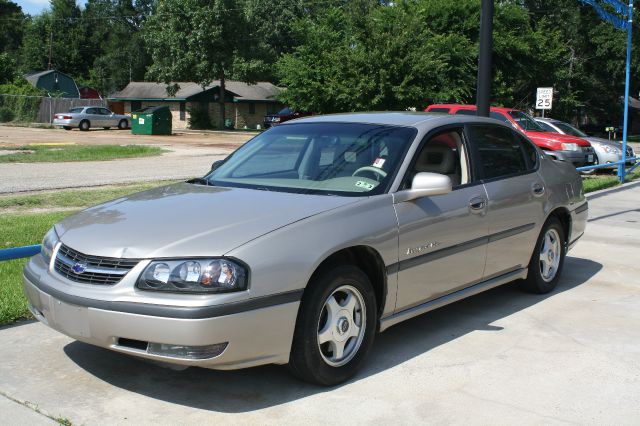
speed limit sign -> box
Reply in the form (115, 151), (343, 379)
(536, 87), (553, 110)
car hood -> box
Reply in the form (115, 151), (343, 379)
(55, 183), (360, 259)
(584, 136), (623, 149)
(526, 131), (591, 147)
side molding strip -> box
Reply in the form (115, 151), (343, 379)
(387, 223), (535, 273)
(378, 267), (527, 332)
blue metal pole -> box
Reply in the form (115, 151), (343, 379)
(620, 0), (633, 183)
(0, 245), (41, 262)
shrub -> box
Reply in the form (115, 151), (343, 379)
(0, 107), (15, 122)
(187, 105), (215, 129)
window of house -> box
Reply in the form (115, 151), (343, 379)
(248, 103), (256, 115)
(180, 102), (186, 121)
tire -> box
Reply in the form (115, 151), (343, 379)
(79, 120), (90, 131)
(520, 217), (566, 294)
(118, 119), (128, 130)
(63, 126), (72, 131)
(289, 265), (377, 386)
(103, 127), (110, 130)
(580, 154), (597, 175)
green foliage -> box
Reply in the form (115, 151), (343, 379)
(0, 79), (43, 122)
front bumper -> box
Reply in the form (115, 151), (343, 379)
(23, 255), (300, 370)
(552, 149), (595, 167)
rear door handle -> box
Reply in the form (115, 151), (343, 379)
(532, 183), (545, 196)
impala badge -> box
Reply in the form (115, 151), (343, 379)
(406, 242), (440, 256)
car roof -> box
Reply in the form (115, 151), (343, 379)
(284, 111), (502, 128)
(428, 104), (519, 114)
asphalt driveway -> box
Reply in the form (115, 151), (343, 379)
(0, 183), (639, 424)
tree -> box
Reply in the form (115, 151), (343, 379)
(144, 0), (266, 127)
(0, 0), (25, 54)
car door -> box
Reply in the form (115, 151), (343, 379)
(99, 108), (115, 126)
(85, 107), (102, 126)
(466, 124), (545, 279)
(393, 126), (489, 313)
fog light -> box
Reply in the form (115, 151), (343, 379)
(147, 342), (228, 359)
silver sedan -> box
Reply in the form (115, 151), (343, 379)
(535, 118), (636, 170)
(53, 106), (130, 131)
(24, 113), (587, 385)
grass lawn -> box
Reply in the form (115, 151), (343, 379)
(0, 144), (163, 163)
(582, 169), (640, 193)
(0, 181), (177, 326)
(0, 180), (177, 212)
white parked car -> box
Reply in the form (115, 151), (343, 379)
(53, 107), (130, 131)
(535, 118), (636, 170)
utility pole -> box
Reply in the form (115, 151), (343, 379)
(476, 0), (494, 118)
(47, 28), (53, 70)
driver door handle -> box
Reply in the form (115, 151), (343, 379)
(469, 197), (487, 212)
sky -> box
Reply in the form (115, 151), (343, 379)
(14, 0), (65, 16)
(15, 0), (50, 16)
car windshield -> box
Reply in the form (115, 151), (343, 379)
(553, 121), (588, 137)
(69, 107), (84, 113)
(277, 107), (293, 115)
(203, 122), (416, 196)
(508, 111), (546, 131)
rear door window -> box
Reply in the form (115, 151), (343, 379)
(468, 125), (529, 180)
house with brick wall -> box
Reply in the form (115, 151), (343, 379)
(107, 81), (283, 130)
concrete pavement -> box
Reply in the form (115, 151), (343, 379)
(0, 183), (639, 424)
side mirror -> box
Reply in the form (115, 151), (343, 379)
(211, 159), (225, 171)
(393, 172), (452, 203)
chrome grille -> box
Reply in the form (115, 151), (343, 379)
(581, 146), (595, 154)
(54, 244), (140, 285)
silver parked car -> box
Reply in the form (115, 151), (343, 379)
(53, 107), (130, 131)
(24, 113), (587, 385)
(535, 117), (636, 170)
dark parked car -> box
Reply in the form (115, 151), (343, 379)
(263, 107), (311, 128)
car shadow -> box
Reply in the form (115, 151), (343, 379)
(63, 256), (601, 413)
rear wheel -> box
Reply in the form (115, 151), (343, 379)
(520, 217), (566, 294)
(289, 265), (376, 386)
(63, 126), (72, 131)
(79, 120), (90, 131)
(118, 119), (128, 130)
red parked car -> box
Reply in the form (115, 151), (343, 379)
(263, 107), (312, 128)
(426, 104), (595, 167)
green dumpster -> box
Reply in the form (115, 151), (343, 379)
(131, 106), (172, 135)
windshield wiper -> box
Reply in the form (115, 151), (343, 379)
(187, 177), (213, 186)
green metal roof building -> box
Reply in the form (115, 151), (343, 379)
(24, 70), (80, 98)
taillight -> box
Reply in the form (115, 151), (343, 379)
(58, 115), (72, 119)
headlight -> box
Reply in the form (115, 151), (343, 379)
(41, 227), (59, 265)
(603, 146), (620, 154)
(561, 143), (579, 151)
(137, 258), (248, 293)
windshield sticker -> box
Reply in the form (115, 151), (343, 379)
(373, 157), (386, 168)
(355, 180), (375, 190)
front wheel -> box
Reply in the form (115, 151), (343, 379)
(118, 119), (128, 130)
(520, 217), (566, 294)
(79, 120), (90, 131)
(289, 265), (377, 386)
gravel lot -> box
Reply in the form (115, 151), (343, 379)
(0, 126), (254, 193)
